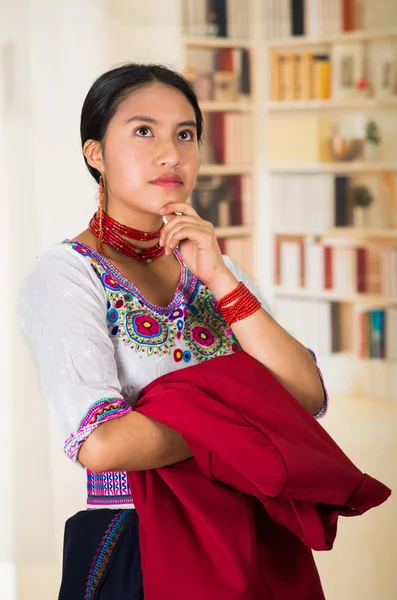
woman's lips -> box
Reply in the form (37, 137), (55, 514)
(151, 173), (183, 188)
(151, 180), (182, 188)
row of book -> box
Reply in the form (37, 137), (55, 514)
(191, 175), (251, 227)
(274, 298), (337, 356)
(271, 51), (331, 101)
(275, 297), (397, 361)
(270, 42), (397, 102)
(355, 307), (397, 360)
(271, 174), (383, 232)
(263, 0), (353, 40)
(187, 48), (251, 103)
(182, 0), (249, 39)
(201, 113), (252, 165)
(271, 174), (334, 232)
(275, 240), (397, 297)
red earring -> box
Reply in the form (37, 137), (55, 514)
(97, 176), (104, 254)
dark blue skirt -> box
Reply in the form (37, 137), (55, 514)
(58, 509), (143, 600)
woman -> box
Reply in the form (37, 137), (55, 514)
(19, 63), (327, 599)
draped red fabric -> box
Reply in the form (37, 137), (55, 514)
(128, 352), (391, 600)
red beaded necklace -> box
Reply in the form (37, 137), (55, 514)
(89, 211), (165, 263)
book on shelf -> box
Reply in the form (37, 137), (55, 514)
(183, 0), (250, 39)
(187, 48), (251, 102)
(263, 0), (349, 40)
(274, 297), (336, 356)
(271, 173), (335, 232)
(203, 112), (252, 165)
(191, 175), (248, 228)
(274, 237), (397, 299)
(270, 50), (331, 102)
(354, 306), (397, 360)
(267, 115), (332, 163)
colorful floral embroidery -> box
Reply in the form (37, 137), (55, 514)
(174, 349), (183, 362)
(121, 310), (174, 356)
(183, 350), (192, 363)
(169, 307), (185, 321)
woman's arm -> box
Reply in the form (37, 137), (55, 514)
(19, 247), (192, 474)
(209, 271), (325, 416)
(78, 411), (192, 473)
(159, 202), (326, 417)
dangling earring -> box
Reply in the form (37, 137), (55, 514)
(97, 176), (104, 254)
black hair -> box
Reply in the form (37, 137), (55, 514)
(80, 63), (204, 182)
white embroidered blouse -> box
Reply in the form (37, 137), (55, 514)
(19, 240), (327, 509)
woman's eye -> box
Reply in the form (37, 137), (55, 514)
(135, 126), (153, 137)
(178, 130), (194, 141)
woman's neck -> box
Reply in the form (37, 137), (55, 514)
(105, 204), (164, 249)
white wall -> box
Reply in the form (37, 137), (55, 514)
(2, 1), (184, 598)
(1, 0), (109, 598)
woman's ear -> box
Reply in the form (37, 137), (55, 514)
(83, 139), (104, 173)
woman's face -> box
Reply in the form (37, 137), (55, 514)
(90, 82), (200, 220)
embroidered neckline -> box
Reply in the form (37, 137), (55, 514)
(61, 239), (198, 313)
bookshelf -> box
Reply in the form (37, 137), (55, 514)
(180, 0), (397, 398)
(184, 36), (253, 50)
(200, 101), (252, 111)
(274, 227), (397, 240)
(264, 1), (397, 397)
(182, 2), (256, 277)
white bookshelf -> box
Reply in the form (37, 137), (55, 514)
(269, 162), (397, 174)
(273, 227), (397, 240)
(200, 101), (253, 112)
(183, 36), (253, 50)
(274, 287), (397, 307)
(215, 225), (253, 238)
(264, 28), (397, 49)
(199, 164), (254, 176)
(266, 98), (397, 111)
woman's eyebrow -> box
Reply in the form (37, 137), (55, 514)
(126, 115), (197, 128)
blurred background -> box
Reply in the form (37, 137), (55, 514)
(1, 0), (396, 598)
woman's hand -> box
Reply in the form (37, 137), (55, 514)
(159, 202), (235, 290)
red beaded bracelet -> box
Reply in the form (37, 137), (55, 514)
(215, 282), (261, 326)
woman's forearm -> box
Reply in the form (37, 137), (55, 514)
(78, 411), (192, 473)
(208, 272), (325, 415)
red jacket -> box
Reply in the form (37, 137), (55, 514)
(128, 352), (390, 600)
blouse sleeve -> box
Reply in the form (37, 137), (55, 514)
(19, 245), (132, 463)
(222, 255), (328, 419)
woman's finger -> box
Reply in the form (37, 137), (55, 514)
(160, 216), (205, 245)
(160, 202), (199, 219)
(166, 225), (215, 252)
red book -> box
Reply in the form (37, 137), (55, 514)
(356, 247), (367, 293)
(299, 240), (305, 288)
(324, 246), (333, 290)
(274, 238), (281, 285)
(229, 176), (242, 226)
(358, 310), (366, 358)
(211, 113), (225, 163)
(217, 49), (234, 71)
(343, 0), (355, 31)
